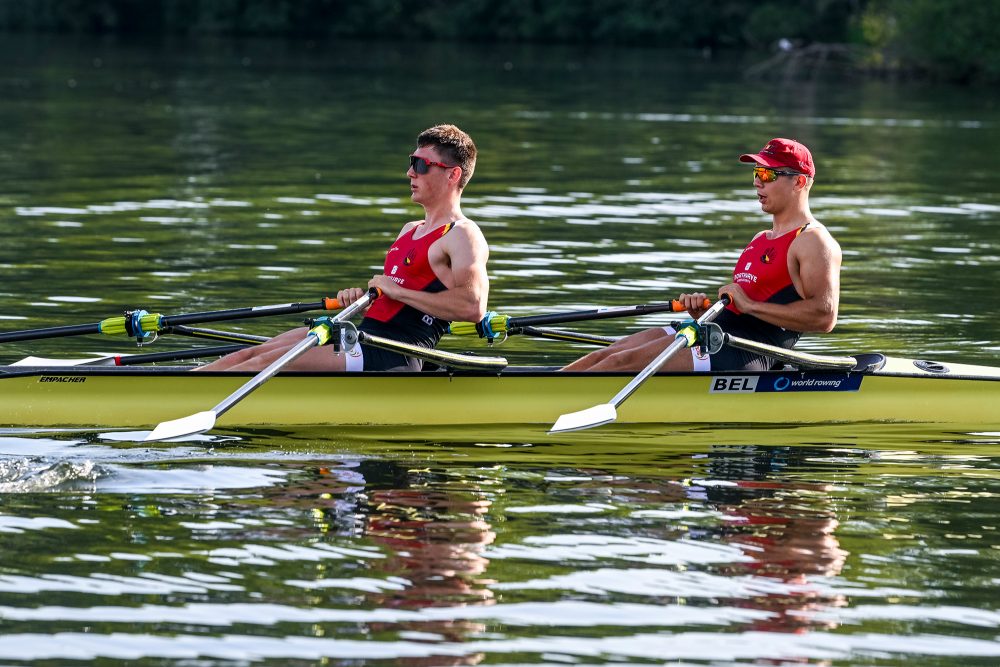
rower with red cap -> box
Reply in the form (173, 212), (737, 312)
(563, 137), (842, 372)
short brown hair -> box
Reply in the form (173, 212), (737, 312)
(417, 124), (476, 190)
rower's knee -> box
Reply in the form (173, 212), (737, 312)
(597, 342), (667, 371)
(603, 350), (646, 371)
(563, 346), (614, 371)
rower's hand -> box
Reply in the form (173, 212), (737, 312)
(336, 287), (367, 307)
(677, 292), (710, 318)
(368, 274), (398, 300)
(718, 283), (750, 314)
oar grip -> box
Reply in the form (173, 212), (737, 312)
(323, 287), (379, 313)
(670, 298), (713, 312)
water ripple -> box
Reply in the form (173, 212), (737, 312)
(0, 459), (102, 493)
(0, 629), (997, 662)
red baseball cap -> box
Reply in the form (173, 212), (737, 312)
(739, 138), (815, 178)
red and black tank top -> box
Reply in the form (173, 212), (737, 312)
(360, 222), (454, 348)
(729, 223), (808, 312)
(715, 223), (810, 349)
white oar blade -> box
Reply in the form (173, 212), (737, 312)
(10, 355), (117, 367)
(549, 403), (617, 434)
(145, 410), (217, 442)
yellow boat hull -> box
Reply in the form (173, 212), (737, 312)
(2, 355), (999, 430)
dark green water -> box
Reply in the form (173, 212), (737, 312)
(1, 35), (999, 665)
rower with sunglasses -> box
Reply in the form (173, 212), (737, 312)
(198, 124), (489, 373)
(563, 137), (842, 373)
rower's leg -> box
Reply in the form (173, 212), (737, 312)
(195, 327), (308, 371)
(585, 337), (696, 372)
(561, 328), (671, 371)
(218, 343), (349, 372)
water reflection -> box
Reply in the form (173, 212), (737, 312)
(0, 432), (999, 663)
(494, 445), (853, 656)
(364, 485), (495, 612)
(709, 473), (849, 637)
(361, 465), (495, 665)
(250, 458), (498, 646)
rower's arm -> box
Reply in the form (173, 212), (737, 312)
(728, 229), (841, 333)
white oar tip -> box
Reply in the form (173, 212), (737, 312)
(145, 410), (217, 442)
(549, 403), (617, 434)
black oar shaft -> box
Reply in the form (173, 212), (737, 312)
(0, 323), (101, 343)
(113, 345), (250, 365)
(506, 302), (685, 329)
(0, 298), (340, 345)
(514, 326), (619, 347)
(158, 299), (338, 328)
(162, 325), (269, 345)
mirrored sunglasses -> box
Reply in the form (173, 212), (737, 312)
(753, 166), (802, 183)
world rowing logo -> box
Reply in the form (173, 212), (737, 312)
(709, 373), (864, 394)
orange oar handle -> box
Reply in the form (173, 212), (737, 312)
(322, 287), (381, 311)
(670, 298), (713, 312)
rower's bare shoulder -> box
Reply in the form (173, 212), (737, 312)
(399, 220), (422, 235)
(797, 222), (841, 256)
(447, 219), (488, 250)
(388, 220), (421, 242)
(452, 217), (483, 235)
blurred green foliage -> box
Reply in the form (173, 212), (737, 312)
(1, 0), (998, 83)
(859, 0), (1000, 83)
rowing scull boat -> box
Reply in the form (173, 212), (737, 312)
(1, 353), (998, 431)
